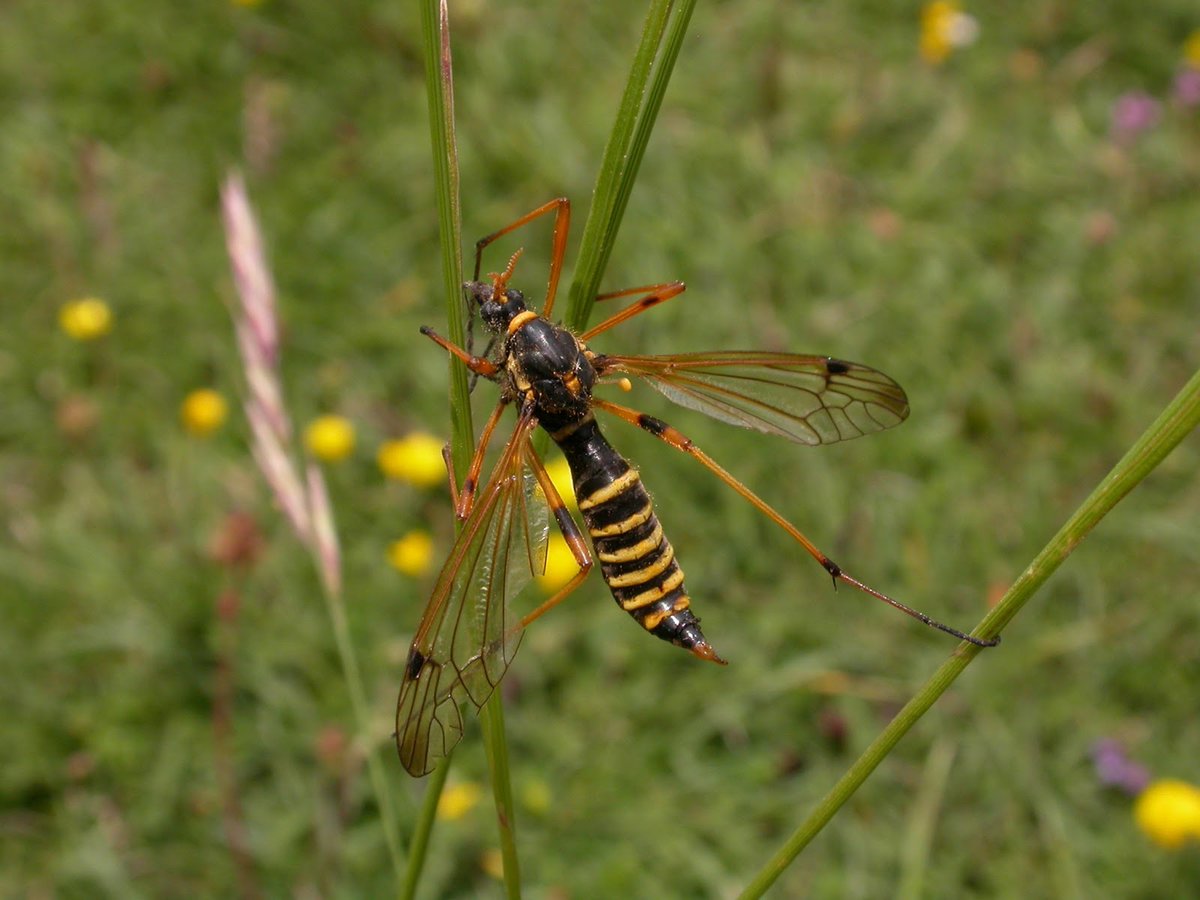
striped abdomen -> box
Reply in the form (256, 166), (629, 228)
(550, 414), (720, 660)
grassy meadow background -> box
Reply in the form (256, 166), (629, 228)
(4, 0), (1200, 896)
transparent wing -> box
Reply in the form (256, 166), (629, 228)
(596, 351), (909, 445)
(395, 409), (548, 776)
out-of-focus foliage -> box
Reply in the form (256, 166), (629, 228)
(2, 0), (1198, 895)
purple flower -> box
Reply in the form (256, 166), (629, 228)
(1175, 68), (1200, 108)
(1111, 91), (1162, 143)
(1093, 739), (1152, 796)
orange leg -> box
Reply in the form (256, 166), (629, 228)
(580, 281), (687, 341)
(472, 198), (571, 318)
(517, 437), (594, 628)
(423, 326), (508, 518)
(442, 399), (510, 520)
(420, 325), (501, 378)
(591, 397), (1000, 648)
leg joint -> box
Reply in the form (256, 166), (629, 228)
(637, 414), (668, 437)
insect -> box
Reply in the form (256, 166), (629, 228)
(396, 198), (998, 776)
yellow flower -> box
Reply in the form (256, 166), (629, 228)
(480, 848), (504, 880)
(304, 415), (356, 462)
(919, 1), (978, 66)
(1134, 779), (1200, 849)
(377, 432), (445, 487)
(181, 389), (229, 437)
(388, 530), (435, 577)
(1186, 29), (1200, 69)
(437, 781), (481, 821)
(58, 297), (113, 341)
(543, 455), (577, 507)
(536, 532), (582, 593)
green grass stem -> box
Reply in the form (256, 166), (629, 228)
(563, 0), (673, 332)
(583, 0), (699, 328)
(417, 1), (522, 895)
(419, 0), (471, 469)
(480, 696), (522, 899)
(408, 0), (479, 894)
(401, 757), (450, 900)
(318, 579), (406, 887)
(740, 365), (1200, 897)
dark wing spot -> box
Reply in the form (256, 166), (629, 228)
(405, 646), (426, 681)
(826, 358), (851, 375)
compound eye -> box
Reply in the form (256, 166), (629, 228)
(479, 299), (503, 325)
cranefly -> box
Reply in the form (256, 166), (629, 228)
(396, 198), (998, 777)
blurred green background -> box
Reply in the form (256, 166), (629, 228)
(3, 0), (1199, 896)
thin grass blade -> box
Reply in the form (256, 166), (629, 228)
(586, 0), (699, 332)
(480, 694), (521, 898)
(740, 365), (1200, 898)
(402, 758), (451, 900)
(414, 2), (521, 897)
(420, 0), (471, 473)
(563, 0), (673, 332)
